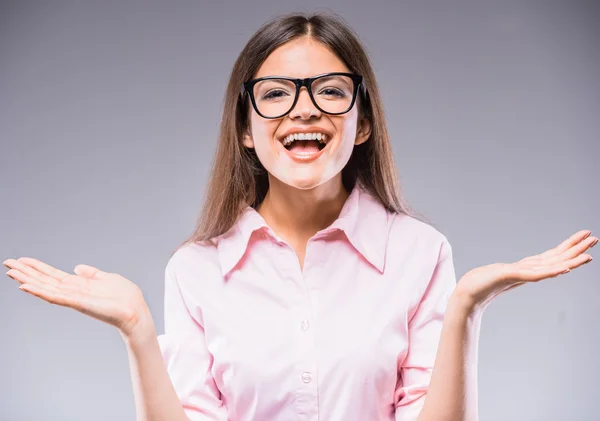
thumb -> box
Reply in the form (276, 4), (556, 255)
(74, 264), (109, 280)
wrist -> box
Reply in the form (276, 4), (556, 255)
(447, 289), (484, 322)
(119, 307), (157, 347)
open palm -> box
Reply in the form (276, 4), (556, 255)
(3, 258), (150, 336)
(456, 230), (597, 310)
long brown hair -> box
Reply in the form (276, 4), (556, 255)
(174, 11), (424, 255)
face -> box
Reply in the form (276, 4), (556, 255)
(242, 36), (371, 191)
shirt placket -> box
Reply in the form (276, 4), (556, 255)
(277, 240), (320, 421)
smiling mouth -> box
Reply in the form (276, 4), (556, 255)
(280, 132), (329, 151)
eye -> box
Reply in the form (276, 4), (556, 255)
(318, 87), (346, 98)
(262, 89), (290, 100)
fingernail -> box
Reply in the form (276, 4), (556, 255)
(585, 257), (593, 264)
(591, 239), (598, 248)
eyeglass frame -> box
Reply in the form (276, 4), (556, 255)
(241, 72), (364, 119)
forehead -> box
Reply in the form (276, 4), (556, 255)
(254, 36), (350, 79)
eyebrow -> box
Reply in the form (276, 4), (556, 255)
(252, 72), (353, 80)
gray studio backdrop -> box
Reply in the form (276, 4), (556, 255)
(1, 1), (598, 420)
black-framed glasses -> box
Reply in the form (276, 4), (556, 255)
(242, 72), (363, 119)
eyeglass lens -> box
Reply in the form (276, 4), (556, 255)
(253, 75), (355, 118)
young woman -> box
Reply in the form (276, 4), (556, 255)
(4, 12), (596, 421)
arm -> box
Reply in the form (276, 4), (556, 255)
(415, 229), (595, 421)
(394, 238), (460, 421)
(395, 237), (479, 421)
(153, 258), (229, 421)
(2, 257), (196, 421)
(121, 318), (192, 421)
(415, 294), (481, 421)
(122, 257), (229, 421)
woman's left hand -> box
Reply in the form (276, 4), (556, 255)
(455, 230), (597, 312)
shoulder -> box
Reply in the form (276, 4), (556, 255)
(165, 241), (224, 293)
(383, 212), (454, 280)
(388, 212), (451, 253)
(386, 214), (457, 306)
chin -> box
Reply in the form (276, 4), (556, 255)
(286, 179), (321, 190)
(284, 172), (339, 191)
(269, 166), (340, 191)
(272, 172), (319, 190)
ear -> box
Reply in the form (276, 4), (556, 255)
(355, 116), (372, 145)
(242, 127), (254, 148)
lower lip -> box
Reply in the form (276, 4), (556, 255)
(279, 139), (329, 163)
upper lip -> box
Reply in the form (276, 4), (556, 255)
(278, 127), (333, 142)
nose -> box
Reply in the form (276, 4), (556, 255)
(288, 87), (321, 120)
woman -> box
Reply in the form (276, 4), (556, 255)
(3, 12), (596, 421)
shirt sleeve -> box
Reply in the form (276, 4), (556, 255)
(394, 238), (457, 421)
(156, 259), (229, 421)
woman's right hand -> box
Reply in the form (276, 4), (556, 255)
(3, 257), (153, 338)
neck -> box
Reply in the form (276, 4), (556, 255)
(257, 175), (349, 243)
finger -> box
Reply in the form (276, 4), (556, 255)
(544, 236), (597, 266)
(517, 231), (591, 264)
(522, 253), (593, 282)
(18, 281), (81, 309)
(557, 253), (593, 272)
(539, 230), (592, 259)
(16, 257), (69, 283)
(4, 258), (62, 287)
(74, 264), (109, 280)
(7, 269), (61, 293)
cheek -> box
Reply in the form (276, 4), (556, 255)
(338, 114), (360, 149)
(250, 114), (278, 151)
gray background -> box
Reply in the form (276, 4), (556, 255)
(1, 1), (598, 420)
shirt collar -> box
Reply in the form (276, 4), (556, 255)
(216, 183), (391, 276)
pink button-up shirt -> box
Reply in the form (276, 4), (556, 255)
(157, 184), (457, 421)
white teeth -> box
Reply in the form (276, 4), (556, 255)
(281, 132), (328, 146)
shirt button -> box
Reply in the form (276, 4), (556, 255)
(301, 372), (312, 383)
(300, 320), (310, 331)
